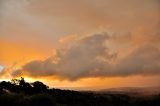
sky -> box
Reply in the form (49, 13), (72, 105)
(0, 0), (160, 90)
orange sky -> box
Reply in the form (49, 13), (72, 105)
(0, 0), (160, 90)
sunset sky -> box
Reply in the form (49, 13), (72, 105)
(0, 0), (160, 90)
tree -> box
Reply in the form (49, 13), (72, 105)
(18, 77), (32, 94)
(32, 81), (49, 93)
(11, 79), (20, 85)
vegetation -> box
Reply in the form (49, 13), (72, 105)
(0, 78), (160, 106)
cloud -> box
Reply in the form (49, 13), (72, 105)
(115, 46), (160, 76)
(0, 65), (4, 74)
(0, 0), (30, 17)
(12, 33), (114, 80)
(12, 32), (160, 80)
(2, 0), (159, 80)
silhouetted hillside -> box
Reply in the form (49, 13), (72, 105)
(0, 78), (160, 106)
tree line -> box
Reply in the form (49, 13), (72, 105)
(0, 78), (160, 106)
(0, 77), (48, 95)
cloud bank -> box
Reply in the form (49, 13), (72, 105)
(1, 0), (159, 80)
(12, 31), (160, 80)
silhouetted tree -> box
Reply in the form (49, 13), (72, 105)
(0, 81), (13, 93)
(32, 81), (49, 93)
(0, 78), (160, 106)
(18, 77), (32, 94)
(11, 79), (20, 85)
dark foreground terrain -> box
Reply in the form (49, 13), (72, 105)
(0, 78), (160, 106)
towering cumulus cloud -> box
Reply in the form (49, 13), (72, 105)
(12, 31), (160, 80)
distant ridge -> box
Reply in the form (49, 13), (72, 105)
(98, 86), (160, 96)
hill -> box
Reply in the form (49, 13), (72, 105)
(99, 86), (160, 96)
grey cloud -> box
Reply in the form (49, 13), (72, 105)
(115, 46), (160, 76)
(12, 32), (160, 80)
(12, 33), (115, 80)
